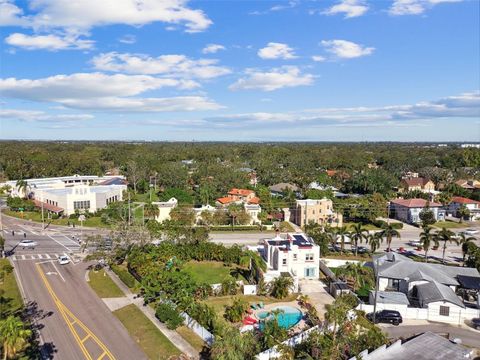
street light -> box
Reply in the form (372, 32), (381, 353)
(78, 214), (86, 244)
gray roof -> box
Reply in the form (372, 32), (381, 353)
(268, 183), (300, 193)
(415, 281), (465, 308)
(351, 331), (472, 360)
(370, 291), (410, 305)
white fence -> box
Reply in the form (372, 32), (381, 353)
(321, 258), (364, 268)
(357, 303), (480, 325)
(181, 312), (214, 346)
(255, 325), (321, 360)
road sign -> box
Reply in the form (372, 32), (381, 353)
(18, 208), (24, 211)
(78, 215), (86, 222)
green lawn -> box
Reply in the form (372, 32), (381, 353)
(113, 304), (180, 360)
(183, 261), (246, 285)
(343, 222), (380, 231)
(133, 190), (159, 202)
(176, 326), (205, 352)
(0, 259), (23, 316)
(88, 269), (125, 298)
(431, 220), (468, 229)
(4, 210), (110, 228)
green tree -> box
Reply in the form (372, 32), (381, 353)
(457, 204), (470, 223)
(419, 226), (438, 263)
(0, 237), (4, 258)
(270, 275), (293, 299)
(259, 311), (289, 350)
(419, 206), (436, 227)
(143, 201), (159, 219)
(0, 316), (32, 360)
(14, 180), (29, 199)
(379, 224), (400, 252)
(334, 226), (349, 252)
(349, 223), (368, 256)
(210, 325), (259, 360)
(459, 233), (476, 265)
(367, 232), (383, 253)
(224, 297), (248, 323)
(435, 227), (457, 264)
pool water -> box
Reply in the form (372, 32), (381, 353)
(258, 306), (302, 329)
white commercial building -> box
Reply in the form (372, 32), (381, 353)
(153, 198), (178, 223)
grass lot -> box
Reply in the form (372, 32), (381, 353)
(176, 326), (205, 352)
(431, 220), (468, 229)
(4, 210), (110, 228)
(205, 294), (298, 317)
(133, 190), (159, 202)
(113, 304), (180, 360)
(324, 253), (374, 261)
(183, 261), (247, 284)
(343, 222), (380, 231)
(88, 269), (124, 298)
(0, 259), (23, 315)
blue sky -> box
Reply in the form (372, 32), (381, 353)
(0, 0), (479, 141)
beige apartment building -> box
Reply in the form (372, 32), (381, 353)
(290, 198), (342, 227)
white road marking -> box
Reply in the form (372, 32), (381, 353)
(38, 254), (43, 259)
(50, 261), (66, 282)
(45, 254), (51, 259)
(21, 255), (25, 260)
(47, 234), (72, 251)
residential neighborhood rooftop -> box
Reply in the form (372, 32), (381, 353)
(390, 198), (442, 208)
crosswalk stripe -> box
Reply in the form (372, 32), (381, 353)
(45, 254), (51, 259)
(38, 254), (43, 259)
(21, 255), (25, 260)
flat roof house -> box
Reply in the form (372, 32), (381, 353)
(290, 198), (343, 227)
(390, 198), (444, 224)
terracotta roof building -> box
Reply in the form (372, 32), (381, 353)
(390, 198), (445, 224)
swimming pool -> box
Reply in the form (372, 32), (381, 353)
(258, 306), (303, 329)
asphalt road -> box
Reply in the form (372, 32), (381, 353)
(380, 322), (480, 349)
(2, 216), (146, 360)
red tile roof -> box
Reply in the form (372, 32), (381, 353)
(402, 177), (431, 187)
(228, 188), (254, 196)
(451, 196), (480, 205)
(33, 200), (64, 213)
(216, 197), (235, 204)
(248, 197), (260, 204)
(390, 198), (442, 208)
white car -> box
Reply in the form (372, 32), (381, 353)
(464, 229), (479, 236)
(18, 239), (38, 248)
(58, 255), (70, 265)
(408, 240), (421, 247)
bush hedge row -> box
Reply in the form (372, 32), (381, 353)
(111, 264), (137, 289)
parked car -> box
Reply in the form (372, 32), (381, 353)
(18, 239), (38, 248)
(471, 318), (480, 330)
(351, 245), (368, 254)
(408, 240), (421, 247)
(367, 310), (403, 326)
(58, 255), (70, 265)
(464, 229), (479, 236)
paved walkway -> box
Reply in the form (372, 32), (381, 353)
(298, 279), (334, 320)
(104, 268), (200, 359)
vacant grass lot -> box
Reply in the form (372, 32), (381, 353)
(183, 261), (246, 284)
(113, 304), (180, 360)
(343, 222), (381, 231)
(432, 220), (468, 229)
(0, 259), (23, 315)
(88, 269), (124, 298)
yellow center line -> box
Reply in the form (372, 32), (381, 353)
(35, 263), (116, 360)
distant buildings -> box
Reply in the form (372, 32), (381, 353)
(389, 198), (444, 224)
(268, 183), (300, 197)
(399, 177), (435, 193)
(289, 198), (343, 227)
(215, 188), (261, 224)
(455, 179), (480, 191)
(448, 196), (480, 220)
(152, 198), (178, 223)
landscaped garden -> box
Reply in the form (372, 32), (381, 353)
(183, 261), (247, 285)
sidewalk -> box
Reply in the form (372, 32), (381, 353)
(105, 268), (200, 359)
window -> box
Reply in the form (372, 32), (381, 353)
(305, 253), (314, 261)
(282, 258), (287, 265)
(293, 254), (298, 261)
(73, 200), (90, 210)
(439, 306), (449, 317)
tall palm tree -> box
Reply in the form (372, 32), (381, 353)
(350, 223), (368, 256)
(380, 224), (401, 252)
(335, 226), (349, 252)
(15, 180), (29, 199)
(0, 316), (32, 360)
(367, 232), (383, 253)
(419, 226), (438, 263)
(270, 276), (293, 299)
(144, 201), (159, 219)
(435, 227), (458, 264)
(458, 232), (476, 265)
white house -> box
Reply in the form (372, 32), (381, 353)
(448, 196), (480, 220)
(389, 198), (445, 224)
(35, 184), (126, 216)
(152, 198), (178, 223)
(263, 233), (319, 279)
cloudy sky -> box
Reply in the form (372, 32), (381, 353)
(0, 0), (479, 141)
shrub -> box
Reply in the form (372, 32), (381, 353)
(209, 225), (267, 231)
(372, 219), (403, 229)
(224, 297), (248, 323)
(155, 302), (184, 330)
(111, 264), (137, 289)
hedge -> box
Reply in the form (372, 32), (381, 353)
(372, 219), (403, 229)
(155, 303), (184, 330)
(111, 264), (137, 289)
(209, 225), (267, 231)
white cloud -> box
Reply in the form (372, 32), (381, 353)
(0, 0), (28, 26)
(323, 0), (369, 18)
(229, 66), (314, 92)
(258, 42), (297, 60)
(0, 72), (223, 112)
(312, 55), (326, 62)
(202, 44), (225, 54)
(389, 0), (462, 16)
(250, 1), (298, 15)
(0, 109), (94, 122)
(5, 32), (94, 50)
(92, 52), (231, 79)
(118, 34), (136, 44)
(321, 39), (374, 59)
(0, 0), (212, 33)
(204, 91), (480, 126)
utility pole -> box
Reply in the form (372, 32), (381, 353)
(41, 201), (45, 231)
(372, 257), (379, 324)
(128, 192), (131, 226)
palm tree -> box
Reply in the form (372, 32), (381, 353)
(15, 180), (29, 199)
(335, 226), (349, 252)
(380, 224), (401, 252)
(457, 205), (470, 223)
(367, 232), (383, 253)
(458, 232), (476, 265)
(435, 227), (458, 264)
(419, 226), (438, 263)
(270, 276), (293, 299)
(144, 201), (159, 219)
(350, 223), (368, 256)
(0, 316), (32, 360)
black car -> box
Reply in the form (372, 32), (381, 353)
(367, 310), (403, 326)
(472, 318), (480, 330)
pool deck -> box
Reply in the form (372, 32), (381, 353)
(251, 301), (308, 331)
